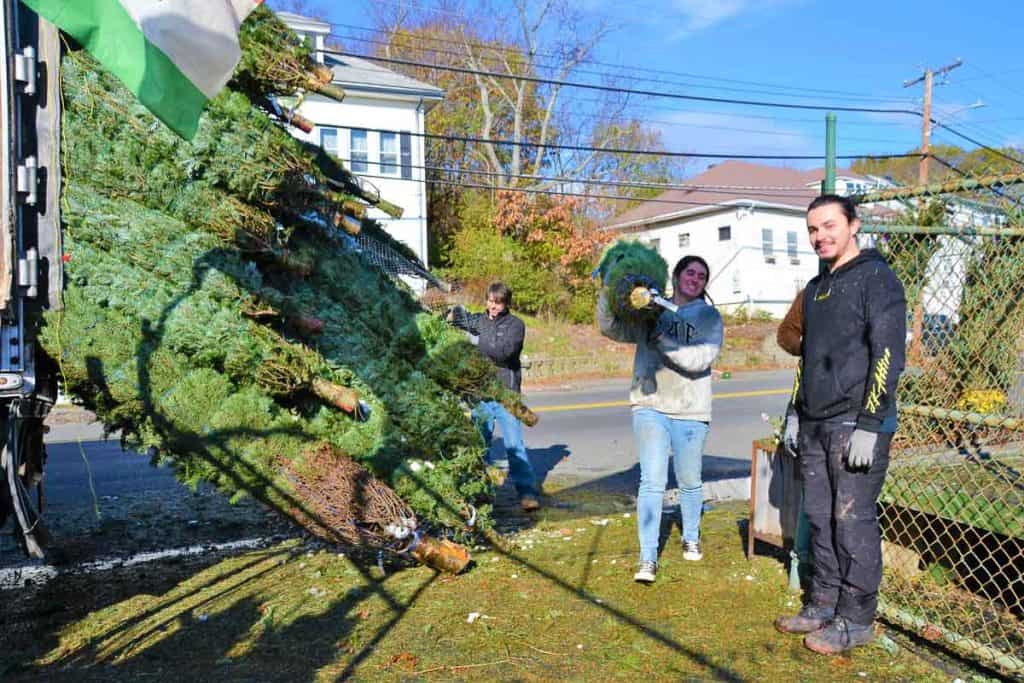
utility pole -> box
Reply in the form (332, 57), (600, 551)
(904, 59), (962, 186)
(823, 113), (836, 194)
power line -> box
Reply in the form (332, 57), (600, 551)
(323, 48), (925, 117)
(325, 123), (923, 161)
(326, 20), (918, 103)
(930, 120), (1024, 168)
(328, 59), (921, 131)
(328, 29), (919, 106)
(559, 95), (919, 127)
(348, 170), (816, 209)
(328, 154), (825, 195)
(323, 61), (917, 144)
(562, 111), (913, 145)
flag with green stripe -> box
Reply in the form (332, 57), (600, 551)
(23, 0), (263, 139)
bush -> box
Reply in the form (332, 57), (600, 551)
(441, 190), (609, 320)
(446, 222), (566, 314)
(566, 281), (598, 324)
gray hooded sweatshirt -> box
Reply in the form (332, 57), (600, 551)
(597, 291), (724, 422)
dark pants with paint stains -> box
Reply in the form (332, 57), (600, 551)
(798, 419), (892, 625)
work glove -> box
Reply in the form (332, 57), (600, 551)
(782, 407), (800, 457)
(444, 304), (467, 326)
(846, 429), (878, 469)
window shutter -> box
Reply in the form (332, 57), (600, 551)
(400, 132), (412, 179)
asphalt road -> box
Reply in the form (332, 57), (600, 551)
(37, 369), (794, 507)
(520, 368), (793, 491)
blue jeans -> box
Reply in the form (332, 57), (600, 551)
(633, 408), (709, 561)
(472, 401), (538, 498)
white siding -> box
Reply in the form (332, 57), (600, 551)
(623, 206), (819, 318)
(290, 95), (432, 275)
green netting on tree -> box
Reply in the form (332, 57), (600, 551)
(39, 39), (547, 541)
(62, 52), (338, 228)
(595, 239), (668, 322)
(46, 186), (503, 533)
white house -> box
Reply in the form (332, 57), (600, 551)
(278, 12), (444, 275)
(603, 161), (891, 318)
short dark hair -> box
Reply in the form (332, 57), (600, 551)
(487, 282), (512, 307)
(808, 194), (858, 222)
(672, 255), (713, 304)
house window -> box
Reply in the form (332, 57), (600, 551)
(319, 127), (339, 157)
(762, 228), (774, 261)
(379, 131), (399, 175)
(787, 231), (799, 262)
(732, 270), (742, 294)
(678, 232), (690, 248)
(350, 129), (368, 173)
(718, 225), (731, 241)
(648, 238), (661, 253)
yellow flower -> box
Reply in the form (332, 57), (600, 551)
(956, 389), (1007, 414)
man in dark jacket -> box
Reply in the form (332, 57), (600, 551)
(448, 282), (539, 511)
(775, 195), (906, 655)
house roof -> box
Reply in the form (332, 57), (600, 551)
(324, 53), (444, 100)
(276, 11), (444, 100)
(275, 11), (330, 34)
(604, 161), (874, 231)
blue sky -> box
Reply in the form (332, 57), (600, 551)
(281, 0), (1024, 168)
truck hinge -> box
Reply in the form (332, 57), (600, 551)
(14, 45), (36, 96)
(17, 247), (38, 298)
(15, 156), (37, 206)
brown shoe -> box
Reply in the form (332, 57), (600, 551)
(520, 495), (540, 512)
(804, 616), (875, 654)
(774, 604), (835, 634)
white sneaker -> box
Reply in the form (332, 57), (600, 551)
(683, 540), (703, 561)
(633, 560), (657, 583)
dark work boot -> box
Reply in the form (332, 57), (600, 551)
(804, 616), (876, 654)
(774, 603), (835, 634)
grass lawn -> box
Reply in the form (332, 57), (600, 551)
(2, 492), (971, 682)
(882, 453), (1024, 538)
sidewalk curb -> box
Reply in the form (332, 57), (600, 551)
(703, 476), (751, 503)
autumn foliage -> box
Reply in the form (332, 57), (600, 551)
(446, 190), (611, 321)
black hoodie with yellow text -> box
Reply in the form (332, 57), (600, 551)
(794, 248), (906, 433)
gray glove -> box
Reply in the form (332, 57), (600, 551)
(846, 429), (878, 469)
(783, 410), (800, 457)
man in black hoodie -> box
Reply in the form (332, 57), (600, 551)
(774, 195), (906, 655)
(448, 283), (540, 511)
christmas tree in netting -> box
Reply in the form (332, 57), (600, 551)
(595, 239), (669, 323)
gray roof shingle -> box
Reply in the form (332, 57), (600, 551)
(325, 54), (444, 99)
(605, 161), (874, 230)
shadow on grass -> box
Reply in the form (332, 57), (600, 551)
(27, 242), (755, 681)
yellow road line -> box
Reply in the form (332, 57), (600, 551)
(532, 388), (790, 413)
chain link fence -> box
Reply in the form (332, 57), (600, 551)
(854, 169), (1024, 679)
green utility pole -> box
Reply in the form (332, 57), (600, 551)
(823, 112), (836, 194)
(790, 112), (838, 593)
